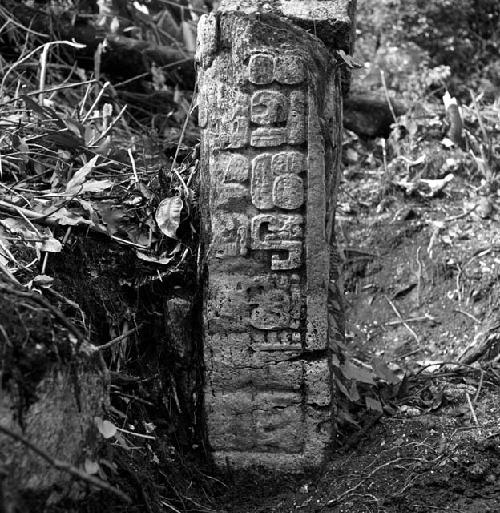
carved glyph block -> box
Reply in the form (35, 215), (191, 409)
(248, 53), (305, 85)
(212, 212), (249, 258)
(250, 214), (303, 270)
(249, 90), (306, 147)
(273, 174), (304, 210)
(251, 151), (306, 210)
(198, 4), (350, 470)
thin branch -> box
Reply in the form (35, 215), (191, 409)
(324, 457), (425, 507)
(385, 295), (421, 346)
(95, 325), (143, 353)
(88, 104), (128, 146)
(0, 284), (90, 351)
(465, 392), (479, 426)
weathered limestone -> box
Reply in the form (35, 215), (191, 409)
(0, 369), (106, 490)
(197, 1), (355, 470)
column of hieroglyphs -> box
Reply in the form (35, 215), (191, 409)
(197, 1), (356, 469)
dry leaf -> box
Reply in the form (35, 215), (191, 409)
(84, 458), (100, 475)
(38, 237), (62, 253)
(95, 417), (117, 439)
(136, 251), (175, 265)
(341, 360), (375, 385)
(65, 156), (99, 194)
(32, 275), (54, 287)
(78, 179), (113, 194)
(99, 205), (127, 235)
(365, 396), (383, 413)
(155, 197), (183, 239)
(372, 357), (400, 384)
(182, 21), (196, 53)
(48, 208), (94, 227)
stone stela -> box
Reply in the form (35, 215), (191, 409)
(197, 2), (355, 470)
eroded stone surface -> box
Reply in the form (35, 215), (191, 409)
(198, 4), (350, 470)
(0, 367), (106, 491)
(218, 0), (357, 53)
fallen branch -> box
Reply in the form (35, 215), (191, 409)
(0, 423), (131, 503)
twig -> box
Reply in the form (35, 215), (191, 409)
(0, 5), (49, 38)
(116, 427), (155, 440)
(38, 43), (49, 107)
(416, 246), (423, 305)
(386, 314), (436, 326)
(427, 222), (442, 259)
(1, 40), (85, 91)
(112, 391), (154, 406)
(473, 369), (484, 403)
(454, 309), (481, 324)
(0, 284), (90, 352)
(469, 89), (491, 160)
(385, 295), (420, 345)
(89, 104), (127, 146)
(414, 360), (486, 376)
(0, 423), (131, 503)
(128, 148), (139, 184)
(443, 207), (475, 222)
(81, 81), (110, 123)
(171, 78), (198, 197)
(113, 57), (193, 89)
(380, 70), (397, 123)
(43, 287), (87, 325)
(455, 263), (463, 303)
(324, 457), (418, 507)
(465, 392), (479, 426)
(96, 325), (142, 353)
(94, 42), (103, 98)
(160, 499), (182, 513)
(395, 347), (423, 359)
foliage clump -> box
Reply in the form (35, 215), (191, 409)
(357, 0), (500, 98)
